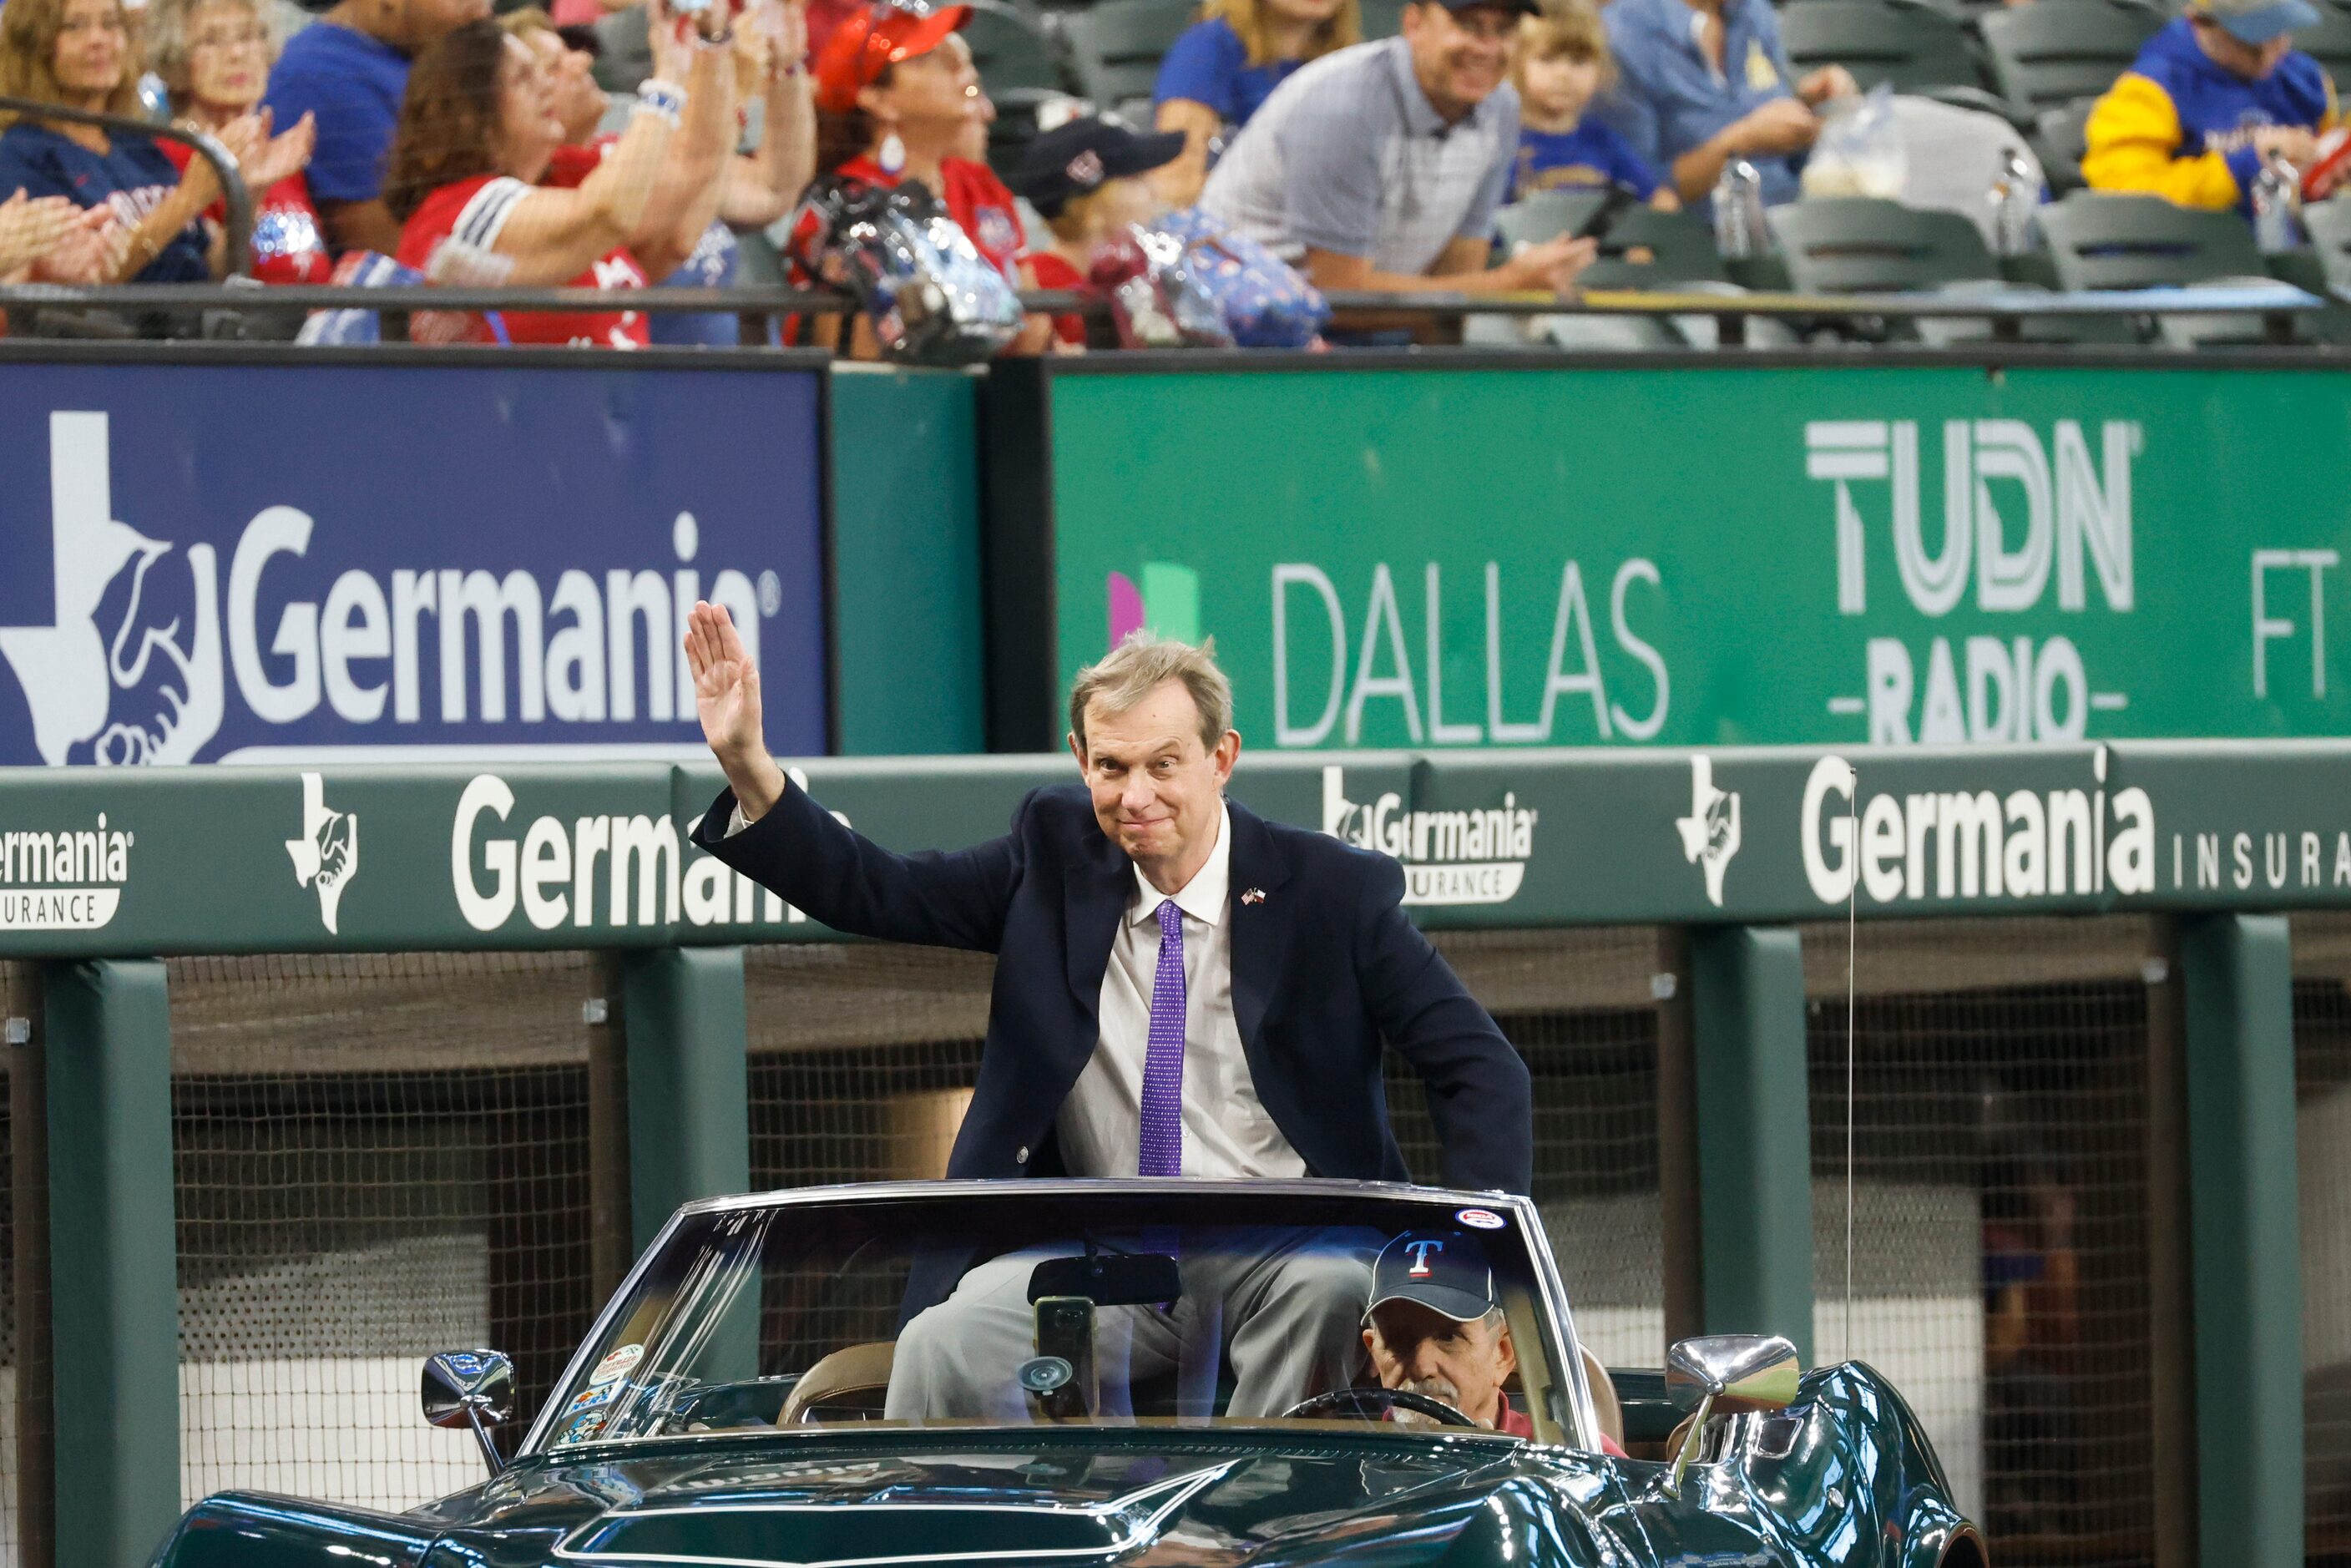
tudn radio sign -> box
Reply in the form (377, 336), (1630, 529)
(0, 813), (134, 930)
(1322, 766), (1537, 906)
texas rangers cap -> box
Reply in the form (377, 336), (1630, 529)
(2192, 0), (2319, 46)
(1367, 1231), (1499, 1323)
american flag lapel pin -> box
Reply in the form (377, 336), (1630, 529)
(1241, 888), (1266, 906)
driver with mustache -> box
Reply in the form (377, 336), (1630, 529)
(1361, 1230), (1533, 1435)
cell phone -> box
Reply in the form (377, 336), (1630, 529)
(1572, 183), (1640, 241)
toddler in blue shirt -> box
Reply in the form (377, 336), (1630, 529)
(1509, 3), (1675, 209)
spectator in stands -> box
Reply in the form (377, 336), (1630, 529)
(1153, 0), (1360, 205)
(1196, 0), (1595, 311)
(384, 7), (731, 346)
(508, 3), (811, 345)
(262, 0), (488, 255)
(0, 0), (308, 280)
(2082, 0), (2339, 214)
(1509, 3), (1673, 208)
(1596, 0), (1855, 208)
(791, 2), (1050, 352)
(1015, 114), (1187, 348)
(148, 0), (331, 282)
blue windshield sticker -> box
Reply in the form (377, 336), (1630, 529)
(568, 1381), (619, 1414)
(559, 1409), (609, 1445)
(1456, 1207), (1506, 1231)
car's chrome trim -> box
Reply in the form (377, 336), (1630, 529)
(519, 1180), (1590, 1456)
(548, 1459), (1236, 1568)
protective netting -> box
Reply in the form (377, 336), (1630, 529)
(1802, 916), (2156, 1567)
(166, 952), (603, 1515)
(2295, 913), (2351, 1565)
(0, 965), (23, 1568)
(744, 929), (1668, 1365)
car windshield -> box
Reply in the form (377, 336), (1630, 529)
(529, 1183), (1590, 1453)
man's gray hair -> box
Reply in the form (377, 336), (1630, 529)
(1068, 632), (1235, 755)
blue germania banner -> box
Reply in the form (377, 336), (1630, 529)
(0, 358), (827, 766)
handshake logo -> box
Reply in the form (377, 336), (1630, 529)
(0, 412), (224, 766)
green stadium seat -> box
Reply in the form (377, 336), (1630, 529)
(1767, 195), (2129, 341)
(1064, 0), (1196, 118)
(1977, 0), (2164, 119)
(2032, 97), (2096, 194)
(1360, 0), (1408, 39)
(1580, 205), (1727, 287)
(2036, 190), (2293, 342)
(1768, 196), (1998, 291)
(965, 0), (1073, 97)
(1777, 0), (1990, 97)
(2287, 0), (2351, 96)
(2290, 195), (2351, 340)
(1493, 190), (1612, 251)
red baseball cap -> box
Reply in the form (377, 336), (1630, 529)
(814, 1), (973, 115)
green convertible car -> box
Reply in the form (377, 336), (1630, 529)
(149, 1180), (1984, 1568)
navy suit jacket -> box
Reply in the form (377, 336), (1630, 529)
(692, 780), (1532, 1195)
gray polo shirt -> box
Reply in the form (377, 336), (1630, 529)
(1198, 38), (1519, 277)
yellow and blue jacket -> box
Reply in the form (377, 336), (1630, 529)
(2082, 17), (2336, 212)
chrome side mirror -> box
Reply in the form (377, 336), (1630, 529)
(1663, 1334), (1799, 1496)
(423, 1349), (515, 1474)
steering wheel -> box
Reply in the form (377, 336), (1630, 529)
(1279, 1387), (1479, 1427)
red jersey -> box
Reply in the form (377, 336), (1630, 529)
(1026, 249), (1087, 347)
(161, 140), (330, 285)
(396, 173), (649, 349)
(830, 154), (1027, 281)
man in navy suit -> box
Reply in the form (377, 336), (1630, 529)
(682, 604), (1529, 1419)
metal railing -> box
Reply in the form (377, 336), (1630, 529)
(0, 96), (253, 278)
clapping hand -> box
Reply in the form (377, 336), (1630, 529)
(240, 109), (316, 194)
(0, 190), (82, 276)
(31, 204), (122, 282)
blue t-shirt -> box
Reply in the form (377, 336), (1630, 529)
(1154, 18), (1302, 130)
(263, 20), (411, 205)
(1596, 0), (1803, 208)
(1511, 120), (1661, 201)
(649, 219), (742, 348)
(0, 123), (209, 281)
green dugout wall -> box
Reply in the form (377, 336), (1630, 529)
(0, 742), (2338, 1568)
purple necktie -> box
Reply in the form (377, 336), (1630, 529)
(1138, 899), (1187, 1176)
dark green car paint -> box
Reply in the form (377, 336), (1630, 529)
(149, 1365), (1979, 1568)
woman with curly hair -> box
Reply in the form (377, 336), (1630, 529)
(382, 3), (732, 346)
(145, 0), (328, 282)
(0, 0), (301, 280)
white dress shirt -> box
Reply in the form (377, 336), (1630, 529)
(1055, 804), (1307, 1180)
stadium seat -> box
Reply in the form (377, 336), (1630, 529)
(965, 0), (1073, 97)
(1493, 190), (1612, 250)
(1767, 195), (2129, 342)
(2289, 195), (2351, 341)
(1361, 0), (1408, 39)
(2037, 190), (2293, 343)
(1977, 0), (2165, 120)
(1777, 0), (1990, 99)
(2288, 1), (2351, 95)
(1769, 196), (1998, 292)
(1064, 0), (1196, 119)
(2032, 97), (2096, 195)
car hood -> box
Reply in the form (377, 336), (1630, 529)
(397, 1429), (1642, 1568)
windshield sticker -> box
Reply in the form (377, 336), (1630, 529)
(589, 1343), (644, 1386)
(558, 1409), (609, 1445)
(567, 1382), (618, 1415)
(1455, 1207), (1506, 1231)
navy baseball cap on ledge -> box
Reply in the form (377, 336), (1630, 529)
(1367, 1232), (1500, 1323)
